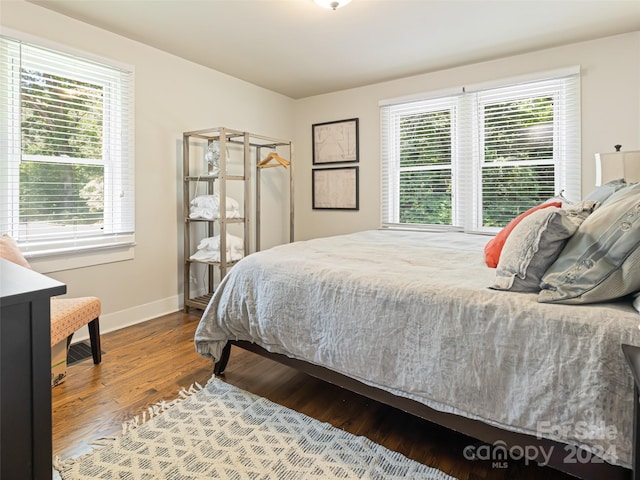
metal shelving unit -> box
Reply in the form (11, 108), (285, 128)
(182, 127), (293, 311)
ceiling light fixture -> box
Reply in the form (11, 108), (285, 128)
(314, 0), (352, 10)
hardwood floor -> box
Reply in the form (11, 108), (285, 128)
(53, 310), (576, 479)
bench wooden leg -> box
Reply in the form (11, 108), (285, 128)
(88, 318), (101, 364)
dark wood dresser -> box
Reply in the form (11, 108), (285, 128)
(1, 258), (66, 480)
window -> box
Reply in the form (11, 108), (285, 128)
(0, 34), (134, 260)
(381, 68), (580, 232)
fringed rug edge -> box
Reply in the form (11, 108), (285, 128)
(53, 382), (204, 476)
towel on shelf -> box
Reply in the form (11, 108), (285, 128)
(189, 194), (240, 220)
(189, 233), (244, 263)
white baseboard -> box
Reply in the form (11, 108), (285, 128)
(70, 294), (182, 344)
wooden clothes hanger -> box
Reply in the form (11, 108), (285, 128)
(257, 151), (290, 168)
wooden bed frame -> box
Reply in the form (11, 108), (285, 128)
(214, 340), (633, 480)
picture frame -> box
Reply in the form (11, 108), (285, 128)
(312, 118), (359, 165)
(312, 166), (359, 210)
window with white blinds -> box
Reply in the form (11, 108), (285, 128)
(381, 68), (580, 232)
(0, 34), (134, 258)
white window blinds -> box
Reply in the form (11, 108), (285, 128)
(381, 68), (580, 232)
(381, 97), (458, 227)
(0, 34), (134, 257)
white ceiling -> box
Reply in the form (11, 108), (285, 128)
(28, 0), (640, 99)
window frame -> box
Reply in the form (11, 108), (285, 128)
(0, 29), (135, 272)
(380, 67), (581, 233)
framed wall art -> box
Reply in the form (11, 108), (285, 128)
(312, 166), (359, 210)
(312, 118), (359, 165)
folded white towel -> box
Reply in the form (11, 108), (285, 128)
(190, 234), (244, 263)
(189, 194), (240, 220)
(190, 249), (243, 263)
(191, 194), (239, 210)
(197, 234), (244, 254)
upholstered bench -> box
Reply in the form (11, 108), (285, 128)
(0, 234), (102, 386)
(50, 297), (102, 386)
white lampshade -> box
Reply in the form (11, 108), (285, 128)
(595, 150), (640, 186)
(314, 0), (352, 10)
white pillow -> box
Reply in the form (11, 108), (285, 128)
(491, 202), (596, 292)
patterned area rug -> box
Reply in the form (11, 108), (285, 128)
(54, 377), (456, 479)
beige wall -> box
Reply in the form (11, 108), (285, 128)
(1, 1), (295, 336)
(292, 31), (640, 240)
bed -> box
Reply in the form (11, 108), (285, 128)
(195, 225), (640, 480)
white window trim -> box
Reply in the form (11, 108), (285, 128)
(0, 27), (133, 73)
(380, 67), (581, 233)
(0, 28), (136, 273)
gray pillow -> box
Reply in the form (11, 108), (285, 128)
(539, 182), (640, 304)
(583, 178), (627, 204)
(491, 202), (596, 292)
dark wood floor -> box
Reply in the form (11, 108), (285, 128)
(52, 310), (577, 479)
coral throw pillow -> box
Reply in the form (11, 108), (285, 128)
(484, 201), (562, 268)
(0, 234), (31, 269)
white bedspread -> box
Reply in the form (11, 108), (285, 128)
(195, 229), (640, 468)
